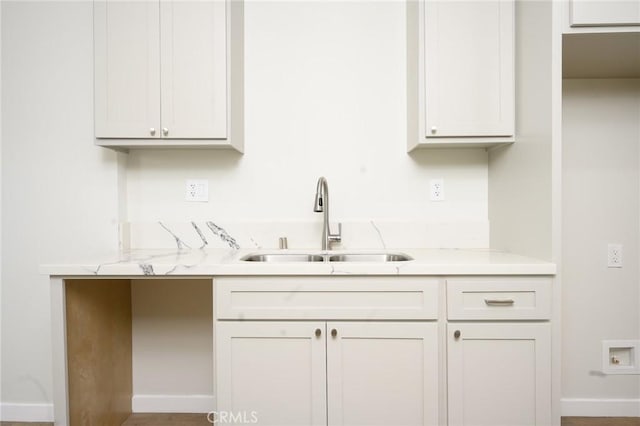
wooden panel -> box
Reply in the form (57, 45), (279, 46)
(66, 279), (132, 426)
(447, 277), (552, 320)
(562, 418), (640, 426)
(121, 413), (211, 425)
(215, 277), (439, 320)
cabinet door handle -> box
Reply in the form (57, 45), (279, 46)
(149, 127), (156, 136)
(331, 329), (337, 338)
(162, 127), (169, 137)
(454, 330), (461, 339)
(315, 328), (322, 337)
(484, 299), (515, 306)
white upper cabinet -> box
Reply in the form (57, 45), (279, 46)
(570, 0), (640, 27)
(94, 1), (160, 139)
(159, 1), (227, 139)
(94, 0), (243, 151)
(408, 0), (515, 149)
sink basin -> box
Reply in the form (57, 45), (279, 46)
(328, 253), (413, 262)
(241, 254), (325, 262)
(241, 252), (413, 263)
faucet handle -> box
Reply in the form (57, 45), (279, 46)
(329, 223), (342, 243)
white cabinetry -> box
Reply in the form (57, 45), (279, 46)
(447, 323), (551, 426)
(216, 321), (438, 426)
(408, 0), (515, 149)
(570, 0), (640, 27)
(94, 0), (243, 151)
(215, 277), (440, 426)
(327, 322), (437, 426)
(446, 278), (552, 426)
(214, 276), (554, 426)
(215, 321), (327, 426)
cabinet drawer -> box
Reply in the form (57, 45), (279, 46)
(215, 277), (439, 320)
(447, 278), (551, 320)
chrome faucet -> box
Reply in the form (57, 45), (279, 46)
(313, 177), (342, 250)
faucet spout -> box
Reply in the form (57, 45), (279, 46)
(313, 177), (341, 250)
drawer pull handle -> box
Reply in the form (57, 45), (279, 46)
(484, 298), (515, 306)
(315, 328), (322, 337)
(331, 329), (337, 338)
(454, 330), (461, 339)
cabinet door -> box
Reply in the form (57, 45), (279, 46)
(94, 0), (160, 138)
(424, 0), (514, 137)
(160, 0), (227, 139)
(327, 322), (439, 426)
(570, 0), (640, 26)
(447, 323), (551, 426)
(216, 322), (327, 426)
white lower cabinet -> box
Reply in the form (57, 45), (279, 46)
(214, 276), (553, 426)
(215, 321), (327, 426)
(446, 323), (551, 426)
(327, 322), (438, 426)
(216, 320), (439, 426)
(446, 277), (552, 426)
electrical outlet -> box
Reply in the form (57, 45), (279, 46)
(185, 179), (209, 202)
(607, 243), (623, 268)
(430, 178), (444, 201)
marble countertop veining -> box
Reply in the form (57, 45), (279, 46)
(41, 248), (556, 277)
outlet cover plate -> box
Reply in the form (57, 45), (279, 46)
(430, 178), (444, 201)
(607, 243), (623, 268)
(185, 179), (209, 202)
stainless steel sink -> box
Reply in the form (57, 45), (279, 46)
(328, 253), (413, 262)
(241, 254), (325, 262)
(241, 252), (413, 263)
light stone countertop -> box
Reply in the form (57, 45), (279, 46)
(41, 248), (556, 277)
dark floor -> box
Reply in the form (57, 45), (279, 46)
(563, 418), (640, 426)
(2, 415), (639, 425)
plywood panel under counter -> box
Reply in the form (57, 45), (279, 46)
(65, 279), (133, 426)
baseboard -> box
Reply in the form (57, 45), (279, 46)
(561, 398), (640, 417)
(0, 402), (54, 422)
(132, 394), (214, 413)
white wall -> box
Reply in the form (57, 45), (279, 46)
(131, 279), (213, 412)
(126, 0), (488, 225)
(562, 79), (640, 410)
(489, 0), (553, 261)
(1, 1), (120, 418)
